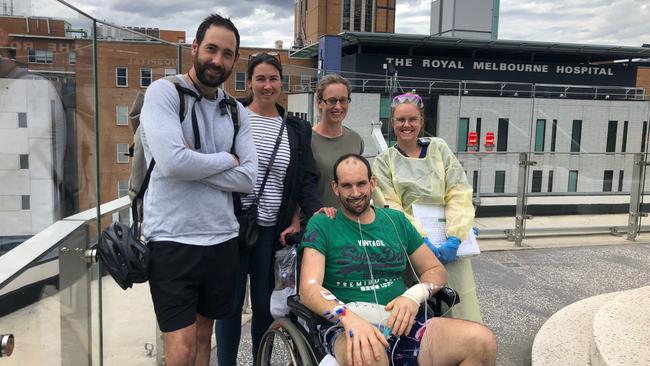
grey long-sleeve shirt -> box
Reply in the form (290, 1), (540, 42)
(140, 75), (257, 246)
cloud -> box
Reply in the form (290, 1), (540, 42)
(499, 0), (650, 46)
(30, 0), (650, 48)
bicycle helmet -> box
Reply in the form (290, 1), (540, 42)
(97, 222), (150, 290)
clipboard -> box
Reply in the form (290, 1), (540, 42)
(411, 203), (480, 257)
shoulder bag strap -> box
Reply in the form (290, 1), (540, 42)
(253, 111), (287, 206)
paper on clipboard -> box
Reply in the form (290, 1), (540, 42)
(412, 203), (480, 257)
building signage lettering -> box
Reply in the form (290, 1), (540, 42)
(383, 57), (616, 76)
(350, 54), (635, 86)
(128, 57), (175, 66)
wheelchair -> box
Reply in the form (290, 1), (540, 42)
(256, 287), (461, 366)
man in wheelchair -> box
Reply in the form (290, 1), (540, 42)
(298, 153), (496, 366)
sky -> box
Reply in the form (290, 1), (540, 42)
(38, 0), (650, 48)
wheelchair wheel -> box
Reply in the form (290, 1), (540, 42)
(256, 317), (318, 366)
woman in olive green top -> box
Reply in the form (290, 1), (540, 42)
(311, 74), (364, 208)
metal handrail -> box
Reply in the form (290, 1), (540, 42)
(0, 196), (131, 290)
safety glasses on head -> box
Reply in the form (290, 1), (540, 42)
(391, 93), (423, 109)
(247, 51), (280, 66)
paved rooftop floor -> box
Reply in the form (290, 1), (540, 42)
(213, 242), (650, 366)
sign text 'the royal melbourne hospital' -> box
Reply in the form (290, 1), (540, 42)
(353, 55), (635, 86)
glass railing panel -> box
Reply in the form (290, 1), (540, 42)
(1, 0), (100, 363)
(638, 100), (650, 234)
(0, 221), (95, 365)
(99, 221), (159, 366)
(93, 21), (185, 364)
(532, 87), (650, 238)
(456, 152), (523, 238)
(523, 152), (633, 238)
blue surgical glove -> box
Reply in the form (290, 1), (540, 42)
(437, 236), (461, 264)
(423, 237), (440, 257)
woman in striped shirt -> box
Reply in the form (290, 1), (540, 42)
(215, 52), (331, 364)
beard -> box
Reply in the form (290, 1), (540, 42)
(340, 194), (371, 217)
(193, 57), (232, 88)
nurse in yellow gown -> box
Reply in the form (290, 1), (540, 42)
(372, 92), (483, 323)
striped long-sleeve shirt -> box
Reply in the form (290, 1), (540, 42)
(240, 109), (291, 226)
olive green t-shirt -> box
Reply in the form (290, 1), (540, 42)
(311, 126), (364, 208)
(299, 207), (422, 305)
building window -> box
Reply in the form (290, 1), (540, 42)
(494, 171), (505, 193)
(164, 68), (176, 77)
(534, 119), (546, 152)
(118, 180), (129, 198)
(570, 120), (582, 152)
(568, 170), (578, 192)
(68, 51), (76, 65)
(550, 119), (557, 152)
(235, 72), (246, 91)
(300, 74), (311, 91)
(497, 118), (509, 151)
(28, 49), (53, 64)
(606, 120), (617, 153)
(642, 121), (647, 153)
(20, 154), (29, 169)
(621, 121), (628, 153)
(548, 170), (554, 192)
(472, 171), (478, 194)
(365, 0), (374, 32)
(18, 113), (27, 128)
(117, 143), (130, 163)
(116, 67), (128, 87)
(603, 170), (613, 192)
(618, 170), (624, 192)
(457, 118), (469, 152)
(343, 0), (351, 31)
(282, 75), (290, 92)
(21, 195), (30, 210)
(531, 170), (542, 192)
(116, 105), (129, 125)
(140, 68), (152, 87)
(354, 0), (362, 31)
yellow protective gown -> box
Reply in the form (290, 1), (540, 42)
(372, 137), (483, 323)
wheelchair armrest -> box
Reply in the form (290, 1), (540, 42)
(287, 294), (332, 361)
(287, 294), (332, 328)
(427, 286), (461, 317)
(434, 286), (461, 308)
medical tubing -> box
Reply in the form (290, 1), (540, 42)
(356, 219), (382, 320)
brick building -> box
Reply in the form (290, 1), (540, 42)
(2, 15), (318, 216)
(293, 0), (396, 48)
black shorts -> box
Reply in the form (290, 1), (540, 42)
(148, 238), (238, 332)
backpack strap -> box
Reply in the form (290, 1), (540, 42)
(166, 75), (203, 149)
(132, 76), (201, 235)
(219, 90), (240, 153)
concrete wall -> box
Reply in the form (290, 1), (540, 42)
(0, 78), (63, 236)
(438, 95), (650, 194)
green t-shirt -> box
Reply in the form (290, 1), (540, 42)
(300, 207), (422, 305)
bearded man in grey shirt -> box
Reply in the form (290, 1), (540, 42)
(139, 14), (257, 366)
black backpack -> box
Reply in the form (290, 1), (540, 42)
(126, 76), (240, 229)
